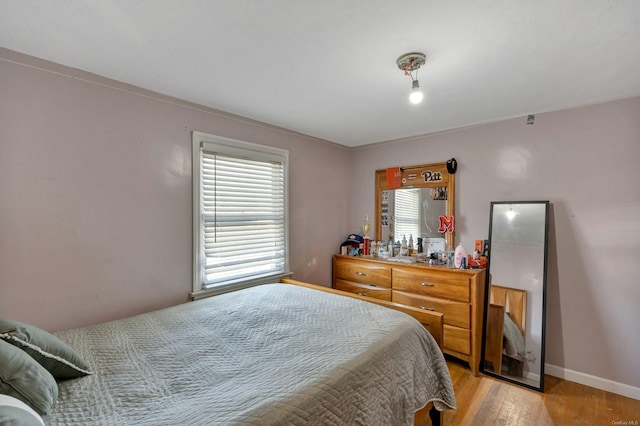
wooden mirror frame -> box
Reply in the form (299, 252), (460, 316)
(374, 162), (456, 249)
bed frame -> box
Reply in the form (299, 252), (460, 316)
(281, 278), (444, 426)
(484, 284), (527, 375)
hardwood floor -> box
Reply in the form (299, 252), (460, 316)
(443, 357), (640, 425)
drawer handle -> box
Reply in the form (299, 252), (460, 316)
(420, 306), (436, 311)
(355, 271), (367, 277)
(356, 292), (366, 296)
(419, 282), (435, 287)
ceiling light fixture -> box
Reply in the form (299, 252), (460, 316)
(397, 52), (426, 105)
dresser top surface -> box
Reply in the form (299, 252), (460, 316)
(333, 254), (486, 276)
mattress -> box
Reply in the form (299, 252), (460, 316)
(44, 283), (455, 425)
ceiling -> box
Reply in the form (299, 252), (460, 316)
(1, 1), (639, 148)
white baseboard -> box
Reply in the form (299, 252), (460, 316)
(545, 363), (640, 400)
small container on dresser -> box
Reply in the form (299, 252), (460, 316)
(332, 254), (486, 376)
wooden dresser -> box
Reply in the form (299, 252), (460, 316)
(333, 254), (486, 375)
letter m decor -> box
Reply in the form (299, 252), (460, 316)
(438, 215), (455, 233)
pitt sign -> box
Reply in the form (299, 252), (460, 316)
(421, 170), (443, 183)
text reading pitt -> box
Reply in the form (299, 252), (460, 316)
(421, 170), (443, 183)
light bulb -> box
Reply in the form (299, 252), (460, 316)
(409, 90), (423, 104)
(409, 79), (423, 104)
(506, 208), (516, 220)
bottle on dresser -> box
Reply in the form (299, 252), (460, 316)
(454, 242), (468, 268)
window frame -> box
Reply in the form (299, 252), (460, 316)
(191, 131), (290, 300)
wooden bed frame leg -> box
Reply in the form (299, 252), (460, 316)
(414, 402), (442, 426)
(429, 405), (441, 426)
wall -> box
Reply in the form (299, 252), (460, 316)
(349, 97), (640, 393)
(0, 48), (350, 331)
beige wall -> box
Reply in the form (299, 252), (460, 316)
(0, 49), (351, 331)
(349, 97), (640, 390)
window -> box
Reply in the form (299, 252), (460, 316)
(394, 189), (420, 241)
(192, 132), (289, 298)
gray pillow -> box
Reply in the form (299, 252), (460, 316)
(0, 394), (45, 426)
(0, 340), (58, 415)
(0, 317), (91, 379)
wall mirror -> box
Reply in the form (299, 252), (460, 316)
(481, 201), (550, 392)
(374, 162), (455, 249)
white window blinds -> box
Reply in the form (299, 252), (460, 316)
(394, 189), (420, 241)
(193, 132), (288, 293)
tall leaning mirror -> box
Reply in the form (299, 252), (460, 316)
(481, 201), (550, 392)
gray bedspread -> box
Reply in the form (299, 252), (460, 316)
(44, 283), (456, 425)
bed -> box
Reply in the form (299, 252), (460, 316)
(13, 281), (456, 425)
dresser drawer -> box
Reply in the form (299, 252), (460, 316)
(392, 290), (470, 328)
(444, 325), (471, 355)
(334, 257), (391, 287)
(392, 266), (470, 302)
(335, 279), (392, 301)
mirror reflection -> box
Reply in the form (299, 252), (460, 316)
(380, 187), (448, 243)
(482, 201), (550, 392)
